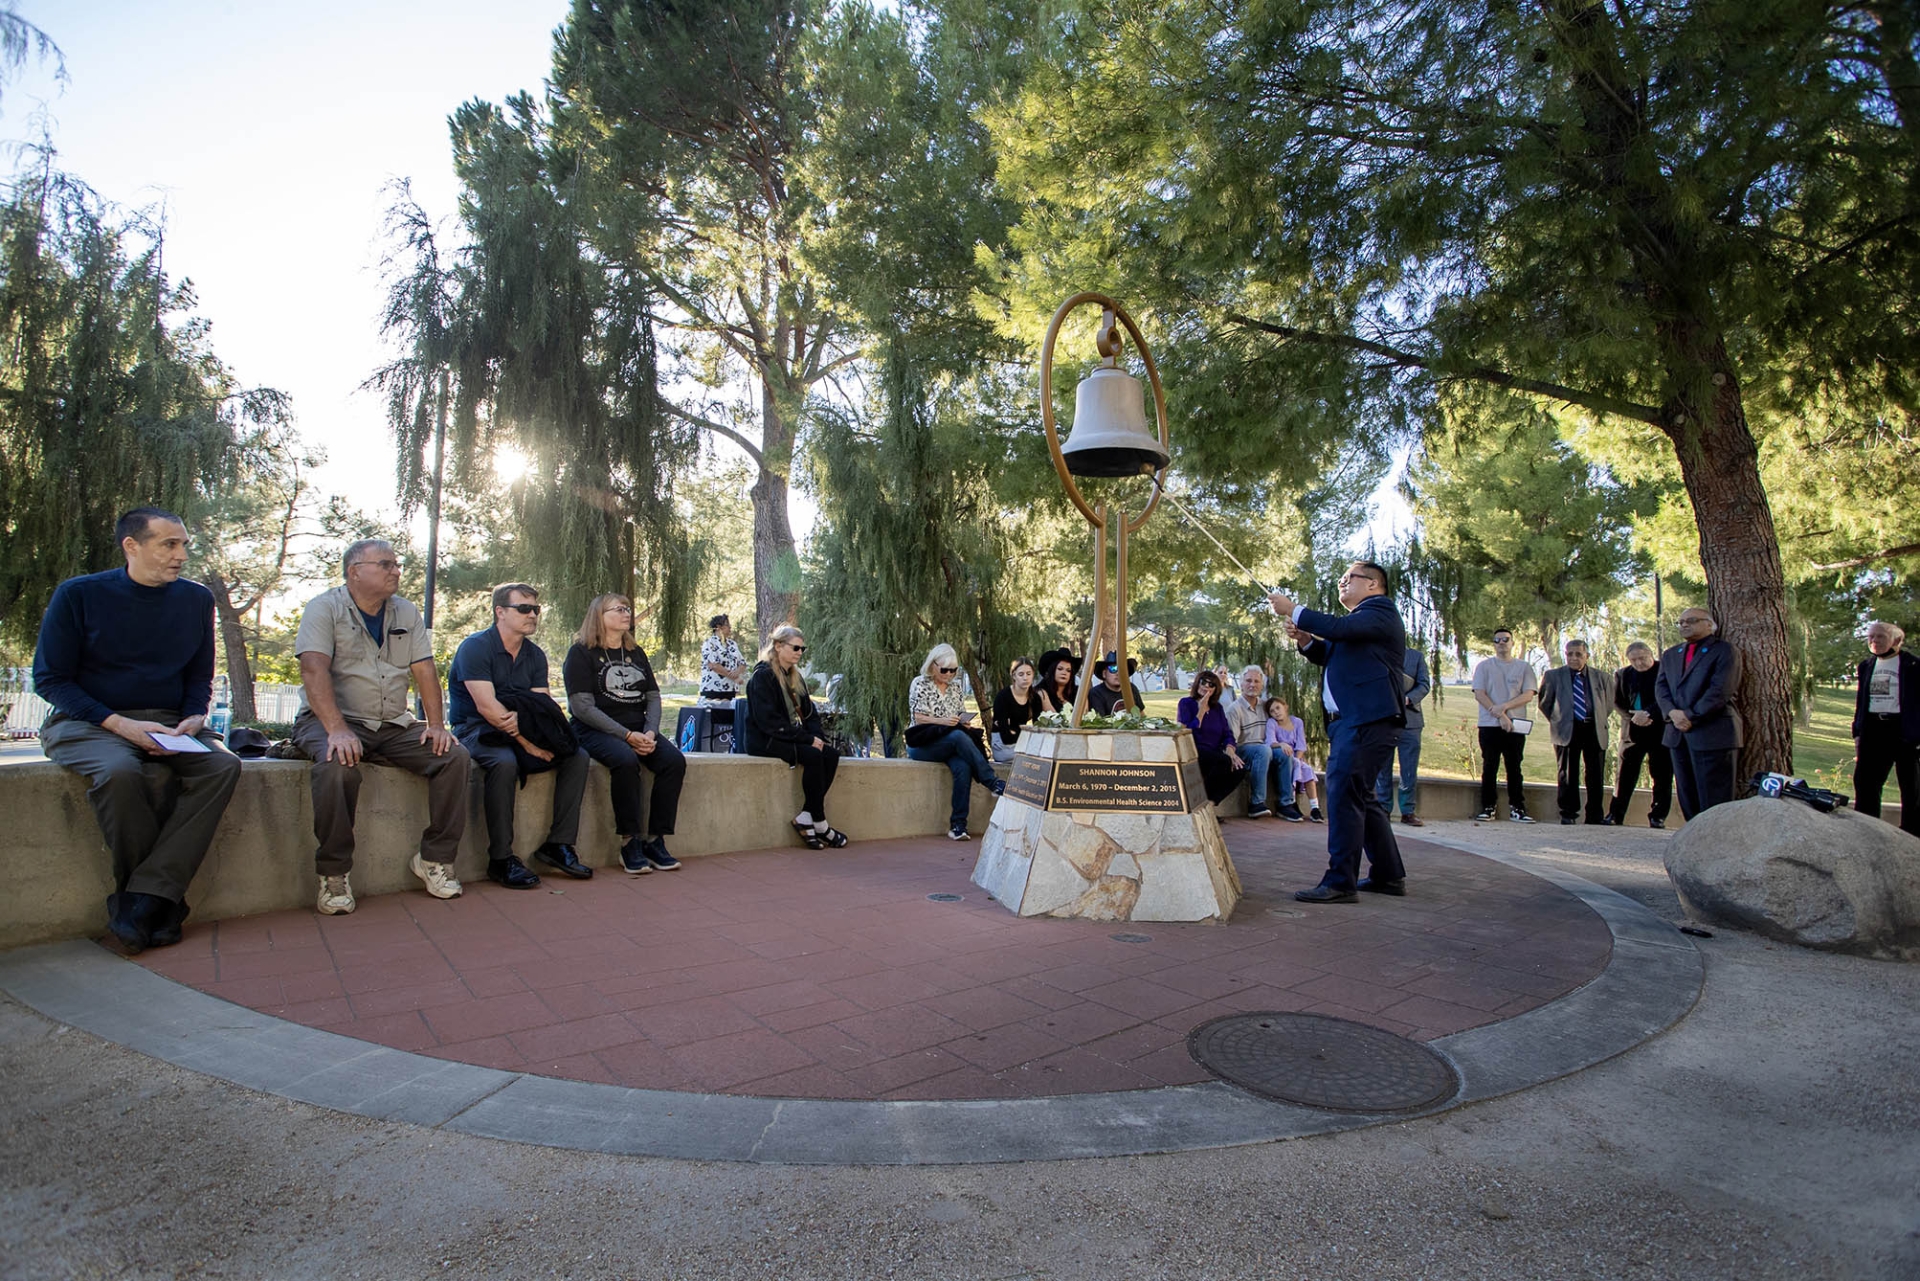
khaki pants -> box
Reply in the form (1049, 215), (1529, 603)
(290, 713), (470, 875)
(42, 710), (243, 902)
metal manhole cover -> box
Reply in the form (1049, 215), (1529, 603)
(1110, 932), (1152, 943)
(1186, 1013), (1459, 1113)
(927, 892), (964, 902)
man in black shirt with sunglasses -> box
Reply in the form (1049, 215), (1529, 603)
(449, 583), (591, 888)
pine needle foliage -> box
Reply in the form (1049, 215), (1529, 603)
(0, 156), (269, 644)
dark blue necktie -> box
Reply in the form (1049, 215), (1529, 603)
(1572, 672), (1589, 721)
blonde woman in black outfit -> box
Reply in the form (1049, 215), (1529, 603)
(745, 624), (848, 849)
(990, 656), (1046, 764)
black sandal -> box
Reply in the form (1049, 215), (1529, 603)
(821, 827), (849, 848)
(791, 818), (827, 849)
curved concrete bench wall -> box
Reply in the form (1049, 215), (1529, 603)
(0, 746), (1755, 950)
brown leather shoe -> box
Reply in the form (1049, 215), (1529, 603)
(1400, 814), (1425, 827)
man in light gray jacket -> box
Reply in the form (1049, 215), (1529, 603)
(1537, 639), (1616, 825)
(1375, 645), (1431, 826)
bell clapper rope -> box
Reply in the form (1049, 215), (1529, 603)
(1141, 466), (1279, 603)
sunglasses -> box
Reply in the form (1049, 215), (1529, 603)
(503, 603), (542, 616)
(785, 642), (807, 652)
(939, 666), (958, 674)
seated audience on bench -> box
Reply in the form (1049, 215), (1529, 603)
(907, 643), (1006, 840)
(746, 625), (848, 849)
(1264, 696), (1322, 822)
(33, 506), (243, 952)
(564, 592), (686, 876)
(1179, 669), (1248, 805)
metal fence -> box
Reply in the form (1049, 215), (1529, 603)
(0, 673), (309, 738)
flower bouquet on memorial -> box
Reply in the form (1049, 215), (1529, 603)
(1036, 709), (1178, 731)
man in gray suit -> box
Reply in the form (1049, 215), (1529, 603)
(1656, 608), (1744, 818)
(1375, 645), (1431, 826)
(1537, 639), (1615, 824)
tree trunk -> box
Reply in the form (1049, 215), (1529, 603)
(206, 571), (258, 725)
(751, 375), (801, 637)
(1163, 621), (1180, 694)
(1661, 338), (1794, 776)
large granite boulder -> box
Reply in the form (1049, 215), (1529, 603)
(1665, 796), (1920, 960)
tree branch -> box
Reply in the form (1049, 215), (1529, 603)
(1809, 541), (1920, 571)
(1224, 313), (1666, 427)
(663, 403), (764, 466)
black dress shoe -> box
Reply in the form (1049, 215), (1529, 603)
(1649, 817), (1666, 829)
(488, 856), (543, 889)
(104, 892), (151, 953)
(1357, 877), (1407, 896)
(1601, 814), (1620, 826)
(1560, 817), (1578, 825)
(533, 842), (593, 879)
(1294, 884), (1359, 904)
(148, 899), (191, 947)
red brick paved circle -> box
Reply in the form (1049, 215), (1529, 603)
(135, 822), (1610, 1101)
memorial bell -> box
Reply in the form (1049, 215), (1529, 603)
(1058, 312), (1172, 478)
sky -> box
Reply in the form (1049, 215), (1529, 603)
(4, 0), (572, 525)
(4, 0), (1395, 577)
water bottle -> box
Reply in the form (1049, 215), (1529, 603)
(209, 676), (232, 741)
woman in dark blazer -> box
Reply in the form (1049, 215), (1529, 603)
(745, 624), (848, 849)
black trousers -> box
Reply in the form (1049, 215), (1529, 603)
(1554, 720), (1607, 822)
(1320, 717), (1405, 893)
(1854, 716), (1919, 835)
(1478, 726), (1528, 811)
(461, 732), (589, 862)
(755, 738), (841, 820)
(1609, 727), (1672, 823)
(575, 725), (687, 837)
(1196, 748), (1248, 806)
(1672, 742), (1738, 820)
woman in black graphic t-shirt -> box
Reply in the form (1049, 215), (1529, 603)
(562, 593), (688, 874)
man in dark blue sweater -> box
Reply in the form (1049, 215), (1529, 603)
(32, 508), (243, 953)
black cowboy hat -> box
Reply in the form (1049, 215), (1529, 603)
(1092, 651), (1139, 677)
(1036, 647), (1082, 677)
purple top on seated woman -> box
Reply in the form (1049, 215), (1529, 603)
(1177, 697), (1234, 754)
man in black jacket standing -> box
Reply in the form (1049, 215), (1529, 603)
(449, 583), (591, 887)
(1605, 641), (1672, 828)
(1853, 620), (1920, 837)
(1656, 608), (1743, 819)
(1270, 562), (1409, 903)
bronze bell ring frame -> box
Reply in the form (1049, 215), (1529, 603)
(1040, 293), (1173, 727)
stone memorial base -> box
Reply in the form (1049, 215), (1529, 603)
(971, 728), (1241, 922)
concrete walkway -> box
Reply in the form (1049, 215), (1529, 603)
(3, 821), (1916, 1277)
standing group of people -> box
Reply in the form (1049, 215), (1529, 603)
(1471, 608), (1745, 827)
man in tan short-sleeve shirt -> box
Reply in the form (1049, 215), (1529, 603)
(291, 539), (469, 915)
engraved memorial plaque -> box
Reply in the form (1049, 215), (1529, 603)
(1004, 753), (1055, 808)
(1049, 760), (1189, 813)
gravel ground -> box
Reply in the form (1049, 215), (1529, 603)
(3, 820), (1917, 1281)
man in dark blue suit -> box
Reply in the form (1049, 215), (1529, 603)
(1655, 607), (1744, 819)
(1269, 562), (1408, 904)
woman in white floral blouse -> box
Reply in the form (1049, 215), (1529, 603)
(905, 643), (1005, 840)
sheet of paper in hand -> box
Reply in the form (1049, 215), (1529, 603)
(1508, 717), (1534, 736)
(148, 733), (212, 753)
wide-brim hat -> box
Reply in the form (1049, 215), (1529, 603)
(1037, 647), (1082, 677)
(1093, 651), (1139, 677)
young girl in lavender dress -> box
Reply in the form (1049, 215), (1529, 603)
(1263, 696), (1324, 823)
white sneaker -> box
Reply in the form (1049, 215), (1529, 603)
(411, 853), (463, 899)
(316, 874), (356, 915)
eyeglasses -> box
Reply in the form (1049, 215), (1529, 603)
(604, 605), (633, 615)
(1338, 573), (1377, 588)
(352, 559), (401, 572)
(503, 603), (542, 616)
(939, 666), (958, 674)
